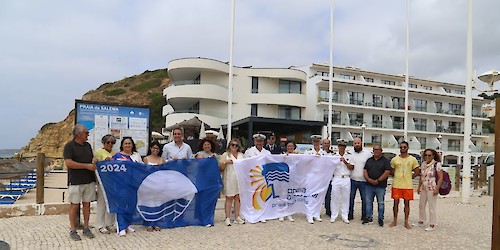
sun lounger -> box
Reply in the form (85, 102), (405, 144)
(0, 190), (25, 200)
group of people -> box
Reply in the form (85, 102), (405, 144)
(63, 124), (444, 241)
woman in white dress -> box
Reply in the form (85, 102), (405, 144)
(219, 139), (245, 226)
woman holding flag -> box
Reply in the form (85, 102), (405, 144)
(219, 139), (245, 226)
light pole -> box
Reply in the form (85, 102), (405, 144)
(478, 70), (500, 249)
(361, 123), (366, 148)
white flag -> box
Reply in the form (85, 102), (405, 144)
(233, 154), (339, 223)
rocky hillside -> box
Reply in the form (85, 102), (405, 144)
(21, 69), (169, 158)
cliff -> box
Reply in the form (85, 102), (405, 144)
(21, 69), (169, 158)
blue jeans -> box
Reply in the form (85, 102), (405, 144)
(349, 180), (367, 219)
(324, 182), (332, 215)
(365, 185), (386, 220)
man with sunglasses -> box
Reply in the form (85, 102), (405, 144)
(363, 144), (391, 227)
(389, 141), (420, 229)
(244, 133), (271, 158)
(348, 137), (372, 222)
(264, 132), (282, 155)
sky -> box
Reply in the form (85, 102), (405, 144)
(0, 0), (499, 149)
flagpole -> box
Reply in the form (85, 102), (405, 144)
(403, 0), (410, 142)
(327, 0), (334, 140)
(462, 0), (473, 204)
(227, 0), (235, 145)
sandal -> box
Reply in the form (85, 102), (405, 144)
(154, 226), (161, 231)
(146, 226), (154, 232)
(98, 227), (110, 234)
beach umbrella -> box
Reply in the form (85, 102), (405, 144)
(199, 123), (206, 139)
(218, 125), (225, 140)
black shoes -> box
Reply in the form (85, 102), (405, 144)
(348, 213), (353, 220)
(378, 219), (384, 227)
(362, 217), (373, 225)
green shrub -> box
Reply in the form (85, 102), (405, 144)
(96, 82), (113, 90)
(151, 69), (168, 79)
(104, 88), (126, 96)
(131, 79), (162, 92)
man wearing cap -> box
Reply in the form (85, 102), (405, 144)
(363, 144), (391, 227)
(305, 135), (323, 156)
(244, 133), (271, 158)
(348, 137), (372, 222)
(304, 135), (325, 224)
(330, 139), (353, 224)
(321, 138), (334, 217)
(265, 132), (282, 155)
(244, 133), (271, 223)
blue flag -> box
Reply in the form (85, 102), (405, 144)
(96, 157), (222, 229)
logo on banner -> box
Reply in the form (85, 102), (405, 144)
(136, 170), (198, 221)
(250, 162), (289, 210)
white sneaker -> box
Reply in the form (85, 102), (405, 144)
(278, 217), (284, 221)
(330, 217), (336, 223)
(205, 224), (212, 227)
(425, 226), (435, 231)
(127, 226), (135, 233)
(342, 219), (350, 224)
(225, 218), (231, 226)
(314, 217), (322, 222)
(412, 222), (424, 227)
(287, 215), (295, 222)
(260, 219), (267, 223)
(118, 230), (126, 237)
(235, 217), (245, 224)
(307, 217), (314, 224)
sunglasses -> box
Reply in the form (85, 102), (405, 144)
(425, 154), (433, 157)
(230, 144), (239, 147)
(105, 141), (116, 145)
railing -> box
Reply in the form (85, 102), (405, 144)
(172, 110), (227, 119)
(170, 81), (227, 89)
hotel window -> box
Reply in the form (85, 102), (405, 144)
(382, 80), (396, 85)
(448, 139), (461, 151)
(435, 120), (443, 132)
(409, 83), (417, 88)
(251, 104), (258, 116)
(372, 114), (383, 128)
(349, 92), (364, 105)
(435, 102), (443, 113)
(449, 121), (461, 133)
(455, 90), (465, 95)
(417, 137), (427, 149)
(332, 132), (341, 145)
(279, 79), (301, 94)
(320, 71), (330, 77)
(348, 112), (364, 126)
(449, 103), (462, 115)
(414, 118), (427, 131)
(365, 77), (374, 83)
(323, 110), (341, 124)
(371, 134), (382, 145)
(339, 74), (355, 80)
(414, 99), (427, 112)
(251, 77), (259, 93)
(278, 105), (301, 120)
(319, 89), (338, 102)
(444, 88), (451, 93)
(188, 102), (199, 113)
(392, 97), (405, 109)
(423, 86), (433, 91)
(393, 116), (404, 129)
(373, 94), (383, 107)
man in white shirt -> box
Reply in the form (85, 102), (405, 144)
(304, 135), (325, 224)
(161, 128), (193, 161)
(348, 137), (372, 222)
(330, 139), (354, 224)
(244, 133), (271, 158)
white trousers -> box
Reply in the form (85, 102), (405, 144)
(419, 190), (438, 225)
(96, 182), (115, 229)
(330, 177), (351, 220)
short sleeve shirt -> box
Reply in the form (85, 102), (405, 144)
(364, 156), (391, 187)
(390, 155), (419, 189)
(63, 140), (96, 185)
(94, 148), (113, 161)
(244, 146), (271, 158)
(421, 161), (443, 191)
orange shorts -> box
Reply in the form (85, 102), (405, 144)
(391, 188), (414, 200)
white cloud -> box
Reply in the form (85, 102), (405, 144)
(0, 0), (499, 148)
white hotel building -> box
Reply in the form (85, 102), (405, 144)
(163, 57), (490, 164)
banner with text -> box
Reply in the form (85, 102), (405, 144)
(96, 157), (222, 229)
(233, 154), (339, 223)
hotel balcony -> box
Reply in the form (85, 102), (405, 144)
(163, 81), (228, 103)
